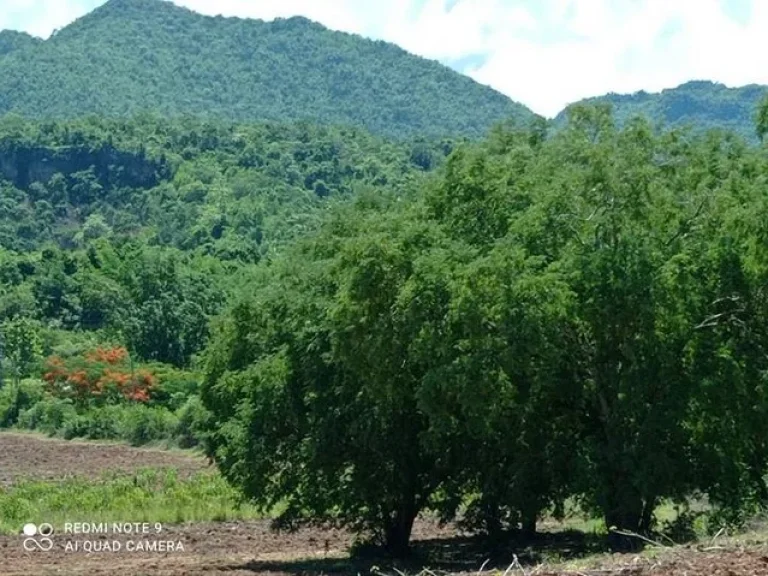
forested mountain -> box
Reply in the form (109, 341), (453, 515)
(4, 0), (768, 559)
(558, 80), (768, 141)
(0, 114), (448, 367)
(0, 31), (41, 58)
(0, 0), (533, 139)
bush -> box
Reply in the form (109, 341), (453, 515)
(61, 408), (122, 441)
(146, 364), (201, 410)
(17, 396), (78, 433)
(174, 395), (210, 448)
(61, 414), (94, 440)
(118, 404), (179, 446)
(0, 378), (47, 427)
(15, 397), (183, 446)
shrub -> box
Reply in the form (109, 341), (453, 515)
(145, 363), (201, 410)
(17, 396), (78, 434)
(63, 407), (123, 440)
(0, 378), (47, 427)
(174, 395), (210, 448)
(118, 404), (179, 446)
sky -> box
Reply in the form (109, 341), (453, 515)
(1, 0), (767, 118)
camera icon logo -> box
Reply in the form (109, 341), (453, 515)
(22, 523), (55, 552)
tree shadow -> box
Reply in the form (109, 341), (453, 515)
(220, 529), (610, 575)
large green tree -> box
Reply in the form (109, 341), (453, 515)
(203, 202), (462, 554)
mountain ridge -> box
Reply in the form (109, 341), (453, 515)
(0, 0), (533, 139)
(0, 30), (42, 57)
(1, 0), (767, 141)
(557, 79), (768, 140)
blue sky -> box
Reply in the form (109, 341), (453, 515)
(2, 0), (767, 117)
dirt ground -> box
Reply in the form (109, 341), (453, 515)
(0, 431), (209, 486)
(2, 431), (768, 576)
(3, 521), (768, 576)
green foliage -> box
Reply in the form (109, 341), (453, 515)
(118, 404), (180, 446)
(0, 0), (531, 140)
(0, 378), (46, 426)
(1, 317), (43, 381)
(559, 81), (768, 143)
(16, 395), (78, 433)
(203, 106), (768, 554)
(0, 115), (444, 367)
(174, 395), (211, 449)
(14, 393), (205, 447)
(0, 468), (260, 534)
(61, 408), (122, 440)
(756, 94), (768, 143)
(146, 364), (201, 410)
(0, 30), (40, 58)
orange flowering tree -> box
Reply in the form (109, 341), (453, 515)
(42, 347), (155, 407)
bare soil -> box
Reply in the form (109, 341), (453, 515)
(0, 431), (209, 486)
(2, 431), (768, 575)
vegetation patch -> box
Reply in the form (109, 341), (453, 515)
(0, 468), (259, 534)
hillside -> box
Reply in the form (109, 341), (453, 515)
(0, 0), (533, 139)
(0, 30), (41, 58)
(557, 80), (768, 141)
(0, 113), (449, 368)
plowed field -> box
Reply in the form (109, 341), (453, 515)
(2, 432), (767, 576)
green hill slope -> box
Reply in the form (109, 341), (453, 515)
(0, 30), (41, 58)
(0, 114), (449, 366)
(557, 80), (768, 141)
(0, 0), (533, 139)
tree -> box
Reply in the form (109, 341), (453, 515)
(203, 207), (462, 555)
(756, 94), (768, 143)
(75, 213), (113, 245)
(1, 317), (43, 384)
(201, 110), (768, 554)
(421, 242), (582, 538)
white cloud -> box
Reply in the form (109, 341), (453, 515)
(0, 0), (97, 38)
(3, 0), (768, 118)
(465, 0), (768, 116)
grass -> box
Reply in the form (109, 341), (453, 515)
(0, 467), (263, 534)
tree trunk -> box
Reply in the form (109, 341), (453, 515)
(521, 511), (537, 538)
(604, 486), (645, 551)
(640, 496), (656, 534)
(384, 507), (417, 557)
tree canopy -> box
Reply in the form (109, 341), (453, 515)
(0, 115), (451, 368)
(0, 0), (533, 140)
(559, 81), (768, 143)
(202, 107), (768, 553)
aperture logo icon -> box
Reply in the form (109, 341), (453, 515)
(22, 523), (54, 552)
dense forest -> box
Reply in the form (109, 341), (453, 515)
(0, 113), (452, 448)
(0, 30), (40, 58)
(3, 0), (766, 144)
(561, 80), (768, 142)
(3, 0), (768, 563)
(0, 0), (531, 140)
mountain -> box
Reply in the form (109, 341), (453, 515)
(0, 30), (41, 58)
(0, 0), (533, 139)
(0, 113), (452, 365)
(0, 114), (450, 257)
(557, 80), (768, 141)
